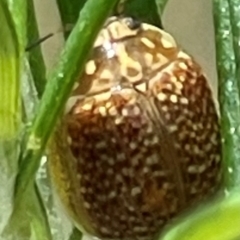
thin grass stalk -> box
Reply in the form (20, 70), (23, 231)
(227, 1), (240, 92)
(26, 0), (47, 97)
(227, 1), (240, 186)
(56, 0), (86, 38)
(213, 0), (240, 189)
(0, 1), (54, 239)
(14, 0), (119, 206)
(0, 1), (24, 225)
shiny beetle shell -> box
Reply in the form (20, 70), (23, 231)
(49, 17), (222, 240)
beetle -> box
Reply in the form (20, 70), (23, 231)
(49, 16), (222, 240)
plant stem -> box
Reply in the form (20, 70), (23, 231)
(227, 1), (240, 97)
(213, 0), (240, 189)
(56, 0), (87, 38)
(15, 0), (119, 204)
(69, 227), (83, 240)
(26, 0), (47, 97)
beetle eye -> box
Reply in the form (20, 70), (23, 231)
(126, 17), (141, 30)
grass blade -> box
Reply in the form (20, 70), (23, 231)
(0, 0), (24, 232)
(15, 0), (119, 206)
(56, 0), (87, 38)
(3, 183), (53, 240)
(69, 227), (83, 240)
(228, 0), (240, 92)
(213, 0), (240, 189)
(123, 0), (163, 27)
(0, 1), (53, 239)
(26, 0), (47, 97)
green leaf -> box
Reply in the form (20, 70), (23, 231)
(56, 0), (86, 24)
(0, 139), (19, 233)
(228, 0), (240, 88)
(0, 1), (22, 138)
(56, 0), (87, 38)
(3, 184), (52, 240)
(159, 191), (240, 240)
(0, 1), (53, 239)
(69, 227), (83, 240)
(26, 0), (47, 97)
(6, 0), (27, 49)
(0, 0), (24, 232)
(213, 0), (240, 189)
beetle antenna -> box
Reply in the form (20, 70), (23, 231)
(25, 33), (54, 51)
(25, 25), (72, 52)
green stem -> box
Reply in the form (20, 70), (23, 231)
(0, 1), (52, 239)
(26, 0), (47, 97)
(213, 0), (240, 189)
(15, 0), (119, 203)
(228, 1), (240, 97)
(69, 227), (83, 240)
(3, 182), (52, 240)
(56, 0), (87, 38)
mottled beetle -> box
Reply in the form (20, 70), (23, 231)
(49, 17), (222, 240)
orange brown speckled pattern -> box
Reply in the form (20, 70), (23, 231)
(49, 17), (222, 240)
